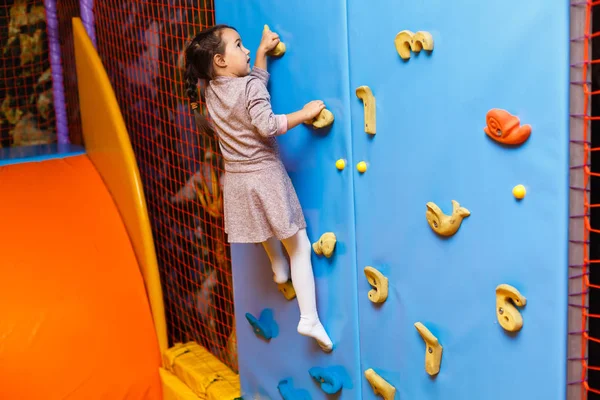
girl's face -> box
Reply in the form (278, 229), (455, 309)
(219, 28), (251, 77)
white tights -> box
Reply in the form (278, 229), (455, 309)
(262, 229), (333, 352)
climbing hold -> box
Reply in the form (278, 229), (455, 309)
(425, 200), (470, 237)
(414, 322), (443, 376)
(305, 109), (334, 128)
(278, 378), (310, 400)
(364, 368), (396, 400)
(364, 266), (388, 304)
(336, 159), (346, 170)
(513, 184), (526, 200)
(278, 280), (296, 300)
(312, 232), (337, 258)
(356, 86), (376, 134)
(496, 284), (527, 332)
(357, 161), (368, 173)
(245, 309), (278, 340)
(484, 109), (532, 146)
(394, 30), (434, 60)
(263, 25), (286, 57)
(308, 366), (343, 395)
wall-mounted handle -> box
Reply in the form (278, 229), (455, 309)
(414, 322), (442, 376)
(364, 368), (396, 400)
(364, 266), (388, 304)
(496, 284), (527, 332)
(356, 86), (376, 134)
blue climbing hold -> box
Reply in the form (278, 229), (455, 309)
(245, 308), (278, 340)
(277, 378), (311, 400)
(308, 366), (343, 394)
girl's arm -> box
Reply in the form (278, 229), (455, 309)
(254, 29), (280, 71)
(254, 48), (268, 71)
(285, 102), (325, 131)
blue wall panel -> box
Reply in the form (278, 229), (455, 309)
(215, 1), (362, 398)
(347, 1), (569, 400)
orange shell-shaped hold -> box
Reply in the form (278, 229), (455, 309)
(484, 109), (532, 146)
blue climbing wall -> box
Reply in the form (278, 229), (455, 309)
(216, 0), (570, 399)
(348, 1), (569, 399)
(216, 1), (362, 399)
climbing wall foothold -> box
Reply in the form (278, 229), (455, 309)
(336, 159), (346, 170)
(245, 309), (278, 341)
(425, 200), (470, 237)
(496, 284), (527, 332)
(364, 266), (388, 304)
(414, 322), (443, 376)
(513, 184), (526, 200)
(277, 280), (296, 300)
(484, 109), (532, 146)
(278, 378), (310, 400)
(394, 30), (434, 60)
(364, 368), (396, 400)
(308, 366), (343, 395)
(305, 109), (334, 128)
(263, 24), (286, 57)
(356, 86), (376, 134)
(312, 232), (337, 258)
(357, 161), (368, 173)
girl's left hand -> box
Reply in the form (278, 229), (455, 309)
(259, 30), (280, 53)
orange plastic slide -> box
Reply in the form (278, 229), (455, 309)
(0, 154), (162, 399)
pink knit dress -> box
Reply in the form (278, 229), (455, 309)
(205, 67), (306, 243)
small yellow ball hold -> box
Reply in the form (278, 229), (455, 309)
(513, 184), (526, 199)
(357, 161), (367, 173)
(336, 159), (346, 170)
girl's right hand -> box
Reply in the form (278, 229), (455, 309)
(303, 100), (326, 120)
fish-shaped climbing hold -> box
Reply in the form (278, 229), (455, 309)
(426, 200), (470, 237)
(484, 109), (532, 146)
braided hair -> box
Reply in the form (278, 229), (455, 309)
(184, 25), (234, 135)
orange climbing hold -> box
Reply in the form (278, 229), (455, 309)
(483, 109), (532, 146)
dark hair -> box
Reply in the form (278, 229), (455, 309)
(184, 24), (234, 135)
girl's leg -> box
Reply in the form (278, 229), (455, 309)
(262, 236), (290, 284)
(281, 229), (333, 352)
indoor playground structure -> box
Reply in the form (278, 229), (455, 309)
(0, 1), (595, 399)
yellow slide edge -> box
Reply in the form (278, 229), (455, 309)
(72, 17), (168, 355)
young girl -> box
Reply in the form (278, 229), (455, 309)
(184, 25), (333, 352)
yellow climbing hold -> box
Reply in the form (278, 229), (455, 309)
(263, 25), (286, 57)
(336, 159), (346, 170)
(357, 161), (367, 173)
(513, 184), (526, 200)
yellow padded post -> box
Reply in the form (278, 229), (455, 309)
(72, 17), (168, 355)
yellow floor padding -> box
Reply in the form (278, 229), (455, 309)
(162, 342), (241, 400)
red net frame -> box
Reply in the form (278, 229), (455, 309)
(571, 2), (599, 399)
(92, 1), (238, 372)
(0, 1), (57, 147)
